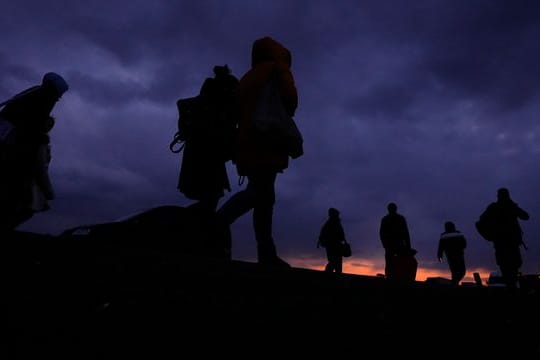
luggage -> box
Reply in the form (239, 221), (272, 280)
(388, 253), (418, 281)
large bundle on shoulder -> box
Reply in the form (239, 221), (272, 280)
(169, 95), (204, 153)
(252, 74), (303, 159)
(170, 93), (238, 159)
(170, 66), (239, 161)
(475, 209), (495, 242)
(476, 203), (502, 242)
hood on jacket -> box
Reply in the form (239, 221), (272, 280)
(251, 36), (291, 68)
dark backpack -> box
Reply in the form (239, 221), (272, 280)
(169, 94), (237, 160)
(169, 96), (204, 153)
(475, 209), (495, 242)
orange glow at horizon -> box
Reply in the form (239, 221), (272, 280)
(289, 255), (493, 285)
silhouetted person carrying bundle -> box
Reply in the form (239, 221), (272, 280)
(379, 202), (417, 281)
(478, 187), (529, 289)
(437, 221), (467, 285)
(176, 65), (239, 216)
(0, 72), (68, 237)
(317, 207), (347, 274)
(215, 36), (298, 267)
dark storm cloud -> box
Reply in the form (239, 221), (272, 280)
(418, 1), (540, 114)
(333, 0), (540, 124)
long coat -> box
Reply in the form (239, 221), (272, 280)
(177, 74), (238, 200)
(0, 85), (57, 228)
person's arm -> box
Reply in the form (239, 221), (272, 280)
(379, 219), (387, 249)
(276, 66), (297, 117)
(514, 203), (530, 221)
(339, 224), (346, 242)
(437, 237), (444, 262)
(318, 223), (328, 248)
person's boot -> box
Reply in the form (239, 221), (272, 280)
(257, 242), (290, 269)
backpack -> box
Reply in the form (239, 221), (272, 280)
(169, 94), (237, 160)
(475, 208), (495, 242)
(169, 96), (204, 153)
(253, 76), (303, 159)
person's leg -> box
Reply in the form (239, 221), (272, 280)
(217, 185), (256, 225)
(384, 252), (393, 278)
(324, 249), (333, 272)
(448, 256), (465, 285)
(454, 256), (466, 284)
(251, 172), (289, 268)
(336, 256), (343, 274)
(214, 181), (257, 259)
(324, 262), (333, 272)
(500, 264), (519, 289)
(495, 244), (522, 289)
(325, 247), (341, 273)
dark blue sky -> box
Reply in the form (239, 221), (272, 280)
(3, 0), (540, 279)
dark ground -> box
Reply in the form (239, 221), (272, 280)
(5, 233), (540, 358)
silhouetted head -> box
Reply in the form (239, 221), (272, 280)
(328, 207), (340, 218)
(387, 202), (397, 214)
(251, 36), (291, 68)
(42, 72), (69, 98)
(213, 64), (231, 78)
(444, 221), (456, 232)
(497, 187), (510, 201)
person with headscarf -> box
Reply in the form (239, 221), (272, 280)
(0, 72), (68, 235)
(215, 36), (298, 267)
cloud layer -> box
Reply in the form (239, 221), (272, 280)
(3, 0), (540, 278)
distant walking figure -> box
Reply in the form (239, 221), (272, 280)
(437, 221), (467, 285)
(0, 72), (68, 236)
(479, 188), (529, 289)
(318, 208), (347, 274)
(215, 36), (298, 267)
(379, 202), (416, 280)
(177, 65), (239, 216)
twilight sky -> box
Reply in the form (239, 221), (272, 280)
(4, 0), (540, 281)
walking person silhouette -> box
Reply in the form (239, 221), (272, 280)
(437, 221), (467, 285)
(317, 208), (347, 274)
(379, 202), (417, 280)
(479, 187), (529, 289)
(0, 72), (68, 237)
(176, 64), (239, 216)
(215, 36), (298, 267)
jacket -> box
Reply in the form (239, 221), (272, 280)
(233, 36), (298, 175)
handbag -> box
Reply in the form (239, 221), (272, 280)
(253, 76), (303, 159)
(341, 241), (352, 257)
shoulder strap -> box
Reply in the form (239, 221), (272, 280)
(169, 132), (185, 153)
